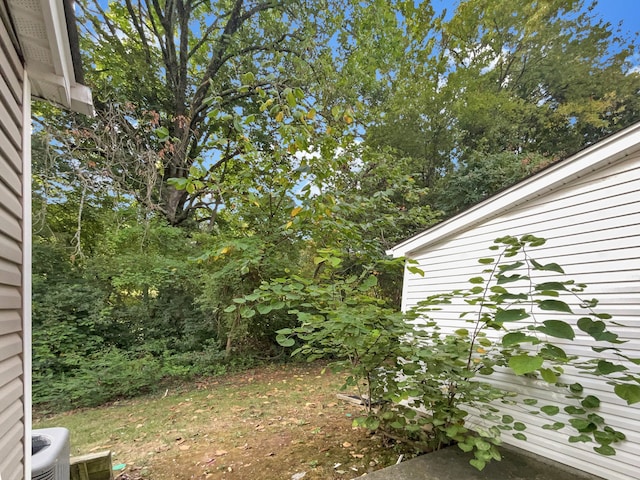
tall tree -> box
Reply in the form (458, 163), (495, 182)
(365, 0), (640, 214)
(65, 0), (344, 224)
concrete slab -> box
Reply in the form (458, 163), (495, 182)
(358, 445), (604, 480)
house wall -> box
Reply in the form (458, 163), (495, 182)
(0, 10), (26, 480)
(401, 152), (640, 479)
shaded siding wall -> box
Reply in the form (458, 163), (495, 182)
(0, 10), (25, 480)
(402, 154), (640, 480)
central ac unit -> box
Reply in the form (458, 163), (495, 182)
(31, 427), (70, 480)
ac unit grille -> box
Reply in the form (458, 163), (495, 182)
(33, 467), (56, 480)
(32, 427), (70, 480)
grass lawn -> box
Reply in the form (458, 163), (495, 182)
(34, 362), (413, 479)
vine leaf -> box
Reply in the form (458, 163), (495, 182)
(509, 355), (544, 375)
(614, 384), (640, 405)
(495, 309), (530, 323)
(530, 259), (565, 274)
(538, 300), (572, 314)
(537, 320), (575, 340)
(596, 360), (627, 375)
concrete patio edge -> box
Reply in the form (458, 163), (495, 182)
(358, 444), (606, 480)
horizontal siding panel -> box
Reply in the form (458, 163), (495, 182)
(0, 399), (22, 440)
(0, 233), (21, 265)
(0, 94), (21, 151)
(0, 153), (21, 195)
(0, 257), (20, 286)
(0, 179), (20, 215)
(0, 127), (22, 175)
(0, 310), (20, 335)
(0, 285), (20, 310)
(0, 333), (21, 362)
(0, 204), (21, 241)
(0, 356), (21, 390)
(0, 14), (23, 102)
(0, 70), (21, 123)
(0, 378), (22, 421)
(400, 153), (640, 479)
(0, 422), (23, 480)
(412, 224), (640, 265)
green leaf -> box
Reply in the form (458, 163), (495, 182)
(581, 395), (601, 409)
(497, 274), (527, 285)
(469, 459), (486, 471)
(495, 309), (530, 323)
(223, 305), (237, 313)
(478, 258), (494, 265)
(502, 332), (528, 347)
(407, 266), (425, 276)
(596, 360), (627, 375)
(569, 418), (596, 432)
(523, 398), (538, 406)
(539, 368), (558, 383)
(535, 282), (568, 292)
(497, 261), (524, 272)
(501, 415), (514, 423)
(513, 422), (526, 431)
(537, 320), (575, 340)
(512, 433), (527, 441)
(455, 329), (469, 337)
(542, 422), (565, 430)
(569, 383), (584, 394)
(256, 303), (273, 315)
(457, 442), (474, 453)
(469, 276), (485, 284)
(614, 384), (640, 405)
(276, 334), (295, 347)
(564, 406), (586, 415)
(540, 344), (568, 361)
(538, 300), (572, 314)
(594, 445), (616, 456)
(530, 259), (565, 273)
(540, 405), (560, 415)
(509, 355), (544, 375)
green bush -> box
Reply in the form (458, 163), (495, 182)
(33, 348), (163, 411)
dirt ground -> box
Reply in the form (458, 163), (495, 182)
(36, 362), (412, 480)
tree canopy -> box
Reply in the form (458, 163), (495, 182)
(33, 0), (640, 410)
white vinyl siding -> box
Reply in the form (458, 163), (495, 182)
(0, 10), (25, 480)
(399, 146), (640, 480)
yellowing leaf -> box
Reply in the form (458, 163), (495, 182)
(291, 206), (303, 217)
(221, 246), (232, 254)
(285, 221), (293, 229)
(275, 111), (284, 122)
(476, 347), (486, 354)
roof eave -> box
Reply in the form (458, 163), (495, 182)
(387, 122), (640, 258)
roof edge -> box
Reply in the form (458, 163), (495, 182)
(387, 121), (640, 258)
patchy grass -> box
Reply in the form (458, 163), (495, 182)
(34, 362), (415, 479)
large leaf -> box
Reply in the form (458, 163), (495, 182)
(509, 355), (544, 375)
(530, 259), (565, 274)
(495, 309), (529, 323)
(614, 384), (640, 405)
(537, 320), (575, 340)
(538, 300), (572, 313)
(596, 360), (627, 375)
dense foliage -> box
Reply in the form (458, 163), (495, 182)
(33, 0), (640, 415)
(274, 236), (640, 470)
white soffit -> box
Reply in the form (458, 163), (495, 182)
(387, 121), (640, 258)
(8, 0), (93, 115)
